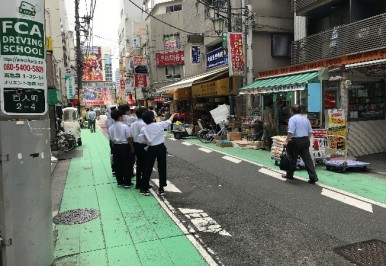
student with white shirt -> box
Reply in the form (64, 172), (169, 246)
(138, 110), (178, 196)
(130, 107), (147, 189)
(119, 104), (137, 127)
(108, 110), (135, 188)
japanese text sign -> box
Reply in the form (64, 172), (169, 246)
(227, 32), (244, 77)
(206, 47), (227, 70)
(134, 74), (147, 88)
(156, 51), (184, 66)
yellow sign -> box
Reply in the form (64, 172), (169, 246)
(173, 88), (190, 100)
(46, 37), (53, 52)
(192, 78), (237, 98)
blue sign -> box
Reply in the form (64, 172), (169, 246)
(192, 45), (201, 64)
(206, 47), (227, 69)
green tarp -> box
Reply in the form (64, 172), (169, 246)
(241, 71), (319, 91)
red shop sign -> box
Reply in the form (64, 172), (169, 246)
(156, 51), (185, 66)
(134, 74), (147, 88)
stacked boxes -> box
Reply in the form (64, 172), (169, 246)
(271, 135), (287, 160)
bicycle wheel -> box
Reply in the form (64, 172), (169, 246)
(198, 130), (215, 143)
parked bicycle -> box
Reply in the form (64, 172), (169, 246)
(51, 131), (77, 152)
(197, 119), (228, 143)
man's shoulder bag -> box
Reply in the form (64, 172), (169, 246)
(279, 146), (292, 171)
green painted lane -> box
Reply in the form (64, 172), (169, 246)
(54, 129), (208, 266)
(184, 137), (386, 205)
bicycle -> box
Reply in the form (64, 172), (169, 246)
(51, 131), (77, 152)
(197, 119), (228, 143)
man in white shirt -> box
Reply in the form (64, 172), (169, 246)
(138, 110), (178, 196)
(119, 104), (137, 127)
(87, 107), (97, 132)
(108, 110), (135, 188)
(130, 107), (147, 189)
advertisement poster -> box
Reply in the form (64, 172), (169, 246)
(82, 46), (104, 81)
(163, 34), (180, 50)
(312, 129), (328, 161)
(206, 47), (227, 69)
(0, 0), (47, 115)
(227, 32), (244, 77)
(134, 74), (147, 88)
(83, 87), (113, 105)
(192, 45), (201, 64)
(65, 75), (75, 99)
(326, 109), (347, 158)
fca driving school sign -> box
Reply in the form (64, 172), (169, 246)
(0, 0), (47, 115)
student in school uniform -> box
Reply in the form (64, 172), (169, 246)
(138, 110), (178, 196)
(129, 107), (147, 189)
(108, 109), (135, 188)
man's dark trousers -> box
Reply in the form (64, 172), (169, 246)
(286, 137), (318, 181)
(89, 119), (96, 132)
(113, 144), (135, 186)
(142, 143), (167, 191)
(133, 142), (147, 188)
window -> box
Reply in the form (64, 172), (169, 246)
(165, 66), (181, 79)
(271, 34), (293, 58)
(166, 4), (182, 13)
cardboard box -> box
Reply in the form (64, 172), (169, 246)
(228, 120), (242, 128)
(212, 135), (227, 143)
(215, 140), (233, 147)
(251, 141), (264, 150)
(227, 132), (242, 141)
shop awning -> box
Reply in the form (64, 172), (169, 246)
(157, 66), (228, 93)
(48, 88), (60, 105)
(240, 71), (319, 94)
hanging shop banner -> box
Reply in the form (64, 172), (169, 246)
(82, 46), (104, 81)
(206, 47), (227, 70)
(0, 0), (47, 115)
(156, 51), (184, 66)
(163, 34), (180, 50)
(191, 46), (201, 64)
(326, 109), (347, 158)
(227, 32), (244, 77)
(65, 75), (75, 99)
(134, 74), (147, 88)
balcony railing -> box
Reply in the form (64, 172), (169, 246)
(292, 13), (386, 65)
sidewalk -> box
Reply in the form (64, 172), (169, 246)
(53, 129), (208, 265)
(183, 137), (386, 205)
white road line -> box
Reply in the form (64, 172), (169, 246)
(182, 142), (193, 146)
(259, 168), (284, 181)
(179, 208), (231, 236)
(321, 188), (373, 213)
(169, 137), (177, 141)
(222, 156), (241, 164)
(150, 191), (218, 266)
(198, 147), (212, 153)
(151, 179), (181, 193)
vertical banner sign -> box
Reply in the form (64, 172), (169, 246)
(65, 76), (75, 99)
(227, 32), (244, 77)
(134, 74), (147, 88)
(191, 46), (201, 64)
(326, 109), (347, 158)
(0, 0), (46, 115)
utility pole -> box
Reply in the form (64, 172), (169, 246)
(75, 0), (83, 112)
(227, 0), (234, 116)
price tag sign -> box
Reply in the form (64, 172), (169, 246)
(0, 0), (47, 116)
(3, 88), (45, 113)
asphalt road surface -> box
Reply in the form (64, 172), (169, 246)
(151, 137), (386, 266)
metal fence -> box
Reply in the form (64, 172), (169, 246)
(291, 0), (318, 12)
(292, 13), (386, 64)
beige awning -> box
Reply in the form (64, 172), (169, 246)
(157, 66), (228, 93)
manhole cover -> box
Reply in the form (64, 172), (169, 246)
(334, 239), (386, 266)
(53, 209), (100, 225)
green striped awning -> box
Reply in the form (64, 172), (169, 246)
(240, 71), (319, 94)
(48, 88), (60, 105)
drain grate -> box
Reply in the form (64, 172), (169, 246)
(53, 209), (100, 225)
(334, 239), (386, 266)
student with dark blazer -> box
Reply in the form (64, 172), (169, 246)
(138, 110), (178, 196)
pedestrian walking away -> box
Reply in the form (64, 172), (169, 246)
(283, 104), (319, 184)
(87, 107), (97, 132)
(130, 107), (148, 189)
(261, 102), (275, 150)
(108, 109), (135, 188)
(138, 111), (179, 196)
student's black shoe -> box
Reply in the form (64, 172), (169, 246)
(140, 190), (150, 196)
(281, 174), (294, 180)
(158, 187), (165, 195)
(124, 183), (133, 189)
(308, 178), (318, 184)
